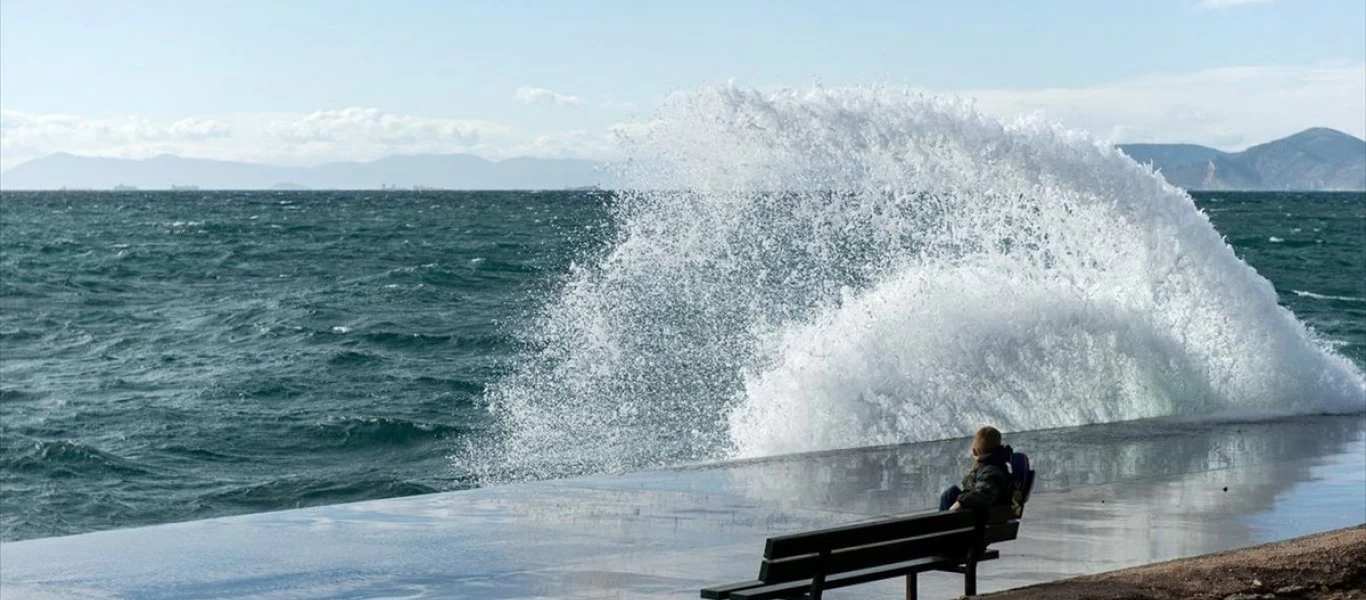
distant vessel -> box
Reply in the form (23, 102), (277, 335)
(113, 184), (138, 191)
(170, 185), (200, 191)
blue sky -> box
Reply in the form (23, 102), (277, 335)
(2, 0), (1364, 168)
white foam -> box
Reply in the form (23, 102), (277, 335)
(1293, 290), (1366, 303)
(472, 85), (1365, 481)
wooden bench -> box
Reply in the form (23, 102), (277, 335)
(701, 505), (1018, 600)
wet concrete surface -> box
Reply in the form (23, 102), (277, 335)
(2, 415), (1363, 599)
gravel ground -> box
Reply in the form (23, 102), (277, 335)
(981, 525), (1365, 600)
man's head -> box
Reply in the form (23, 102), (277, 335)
(971, 425), (1002, 458)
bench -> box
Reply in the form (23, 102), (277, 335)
(701, 505), (1018, 600)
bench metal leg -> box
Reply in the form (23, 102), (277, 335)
(963, 544), (979, 597)
(808, 549), (829, 600)
(905, 572), (917, 600)
(965, 558), (978, 597)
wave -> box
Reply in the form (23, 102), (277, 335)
(4, 439), (157, 478)
(197, 476), (441, 511)
(358, 331), (459, 348)
(1292, 290), (1366, 303)
(470, 85), (1366, 482)
(306, 416), (465, 447)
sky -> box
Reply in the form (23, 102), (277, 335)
(2, 0), (1364, 170)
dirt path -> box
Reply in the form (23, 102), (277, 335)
(981, 525), (1365, 600)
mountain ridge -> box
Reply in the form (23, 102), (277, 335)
(1117, 128), (1365, 191)
(2, 128), (1363, 191)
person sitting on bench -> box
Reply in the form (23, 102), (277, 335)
(939, 426), (1012, 511)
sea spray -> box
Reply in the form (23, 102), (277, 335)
(472, 85), (1365, 481)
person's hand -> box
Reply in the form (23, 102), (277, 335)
(949, 502), (961, 511)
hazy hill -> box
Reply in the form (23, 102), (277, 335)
(1119, 128), (1366, 191)
(0, 153), (602, 190)
(3, 128), (1362, 191)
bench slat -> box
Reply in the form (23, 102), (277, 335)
(699, 579), (764, 599)
(730, 550), (1001, 600)
(759, 521), (1019, 583)
(763, 506), (1014, 559)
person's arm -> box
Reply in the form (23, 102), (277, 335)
(955, 468), (1006, 510)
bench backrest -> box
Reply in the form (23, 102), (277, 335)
(1009, 451), (1036, 518)
(758, 506), (1018, 584)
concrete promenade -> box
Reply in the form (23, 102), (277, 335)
(3, 415), (1363, 599)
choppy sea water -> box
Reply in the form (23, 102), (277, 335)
(0, 190), (606, 540)
(0, 189), (1361, 542)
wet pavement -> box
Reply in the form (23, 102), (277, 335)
(2, 415), (1363, 599)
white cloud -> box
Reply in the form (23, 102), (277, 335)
(169, 118), (232, 141)
(500, 129), (619, 159)
(265, 107), (488, 146)
(514, 86), (636, 110)
(0, 107), (611, 170)
(515, 87), (586, 107)
(1199, 0), (1274, 8)
(0, 110), (235, 166)
(952, 63), (1366, 150)
(4, 63), (1362, 170)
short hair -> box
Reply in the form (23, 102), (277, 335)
(972, 426), (1003, 456)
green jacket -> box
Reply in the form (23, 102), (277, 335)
(957, 463), (1011, 510)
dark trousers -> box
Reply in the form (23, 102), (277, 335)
(939, 485), (962, 511)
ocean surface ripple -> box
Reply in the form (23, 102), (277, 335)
(0, 190), (603, 540)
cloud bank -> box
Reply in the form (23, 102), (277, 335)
(956, 63), (1365, 149)
(0, 108), (616, 170)
(3, 63), (1362, 170)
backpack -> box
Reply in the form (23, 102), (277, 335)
(1007, 450), (1035, 519)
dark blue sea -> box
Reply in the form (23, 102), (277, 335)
(1, 190), (1363, 541)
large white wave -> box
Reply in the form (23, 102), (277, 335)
(471, 86), (1364, 482)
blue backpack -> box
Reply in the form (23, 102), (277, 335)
(1007, 449), (1035, 518)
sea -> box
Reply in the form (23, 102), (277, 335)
(2, 91), (1364, 543)
(1, 189), (1360, 542)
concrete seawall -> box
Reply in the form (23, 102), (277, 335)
(3, 415), (1363, 599)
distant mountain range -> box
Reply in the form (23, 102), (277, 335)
(0, 153), (602, 190)
(1, 128), (1362, 191)
(1118, 128), (1365, 191)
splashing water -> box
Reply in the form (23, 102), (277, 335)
(471, 85), (1365, 482)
